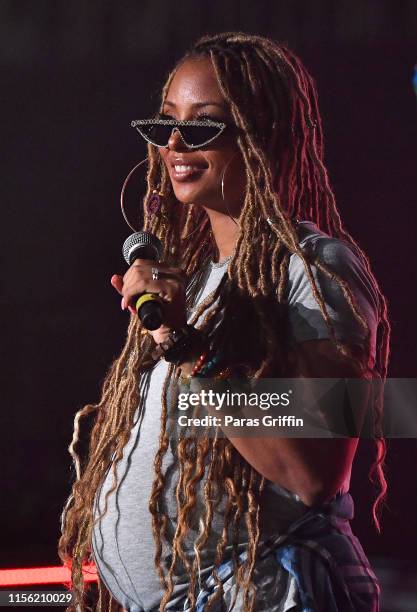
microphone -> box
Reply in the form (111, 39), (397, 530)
(122, 231), (164, 330)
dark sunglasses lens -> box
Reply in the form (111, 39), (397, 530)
(138, 123), (222, 147)
(138, 123), (173, 147)
(180, 125), (222, 147)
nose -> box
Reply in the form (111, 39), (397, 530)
(166, 127), (188, 151)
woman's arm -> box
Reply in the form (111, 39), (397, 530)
(180, 338), (370, 507)
(221, 236), (378, 507)
(221, 338), (370, 507)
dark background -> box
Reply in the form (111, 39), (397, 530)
(1, 1), (416, 610)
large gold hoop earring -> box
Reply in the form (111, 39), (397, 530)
(120, 157), (149, 232)
(121, 156), (214, 245)
(220, 153), (241, 228)
(120, 157), (166, 231)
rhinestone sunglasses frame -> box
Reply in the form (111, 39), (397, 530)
(131, 117), (228, 149)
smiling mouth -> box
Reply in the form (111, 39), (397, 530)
(171, 164), (208, 180)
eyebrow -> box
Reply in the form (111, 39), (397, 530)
(163, 100), (227, 109)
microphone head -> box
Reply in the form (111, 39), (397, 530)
(122, 231), (163, 265)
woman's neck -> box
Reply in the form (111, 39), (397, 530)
(205, 207), (240, 262)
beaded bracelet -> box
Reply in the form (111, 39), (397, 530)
(178, 351), (207, 385)
(179, 349), (230, 385)
(196, 352), (222, 376)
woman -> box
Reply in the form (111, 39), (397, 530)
(59, 32), (390, 611)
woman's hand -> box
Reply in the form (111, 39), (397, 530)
(110, 259), (187, 344)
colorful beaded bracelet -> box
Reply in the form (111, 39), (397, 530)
(179, 349), (229, 385)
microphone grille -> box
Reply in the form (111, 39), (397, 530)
(122, 231), (163, 265)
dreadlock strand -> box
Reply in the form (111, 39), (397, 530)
(149, 364), (176, 594)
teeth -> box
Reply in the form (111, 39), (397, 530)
(174, 165), (204, 172)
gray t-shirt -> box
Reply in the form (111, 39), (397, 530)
(92, 221), (379, 611)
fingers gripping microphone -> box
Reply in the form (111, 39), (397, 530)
(122, 231), (164, 331)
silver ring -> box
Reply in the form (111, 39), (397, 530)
(151, 267), (159, 281)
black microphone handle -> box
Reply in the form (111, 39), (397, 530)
(130, 249), (164, 331)
(122, 232), (165, 331)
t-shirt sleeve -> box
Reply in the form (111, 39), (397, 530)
(285, 237), (380, 365)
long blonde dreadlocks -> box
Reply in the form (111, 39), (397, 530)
(58, 32), (390, 612)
